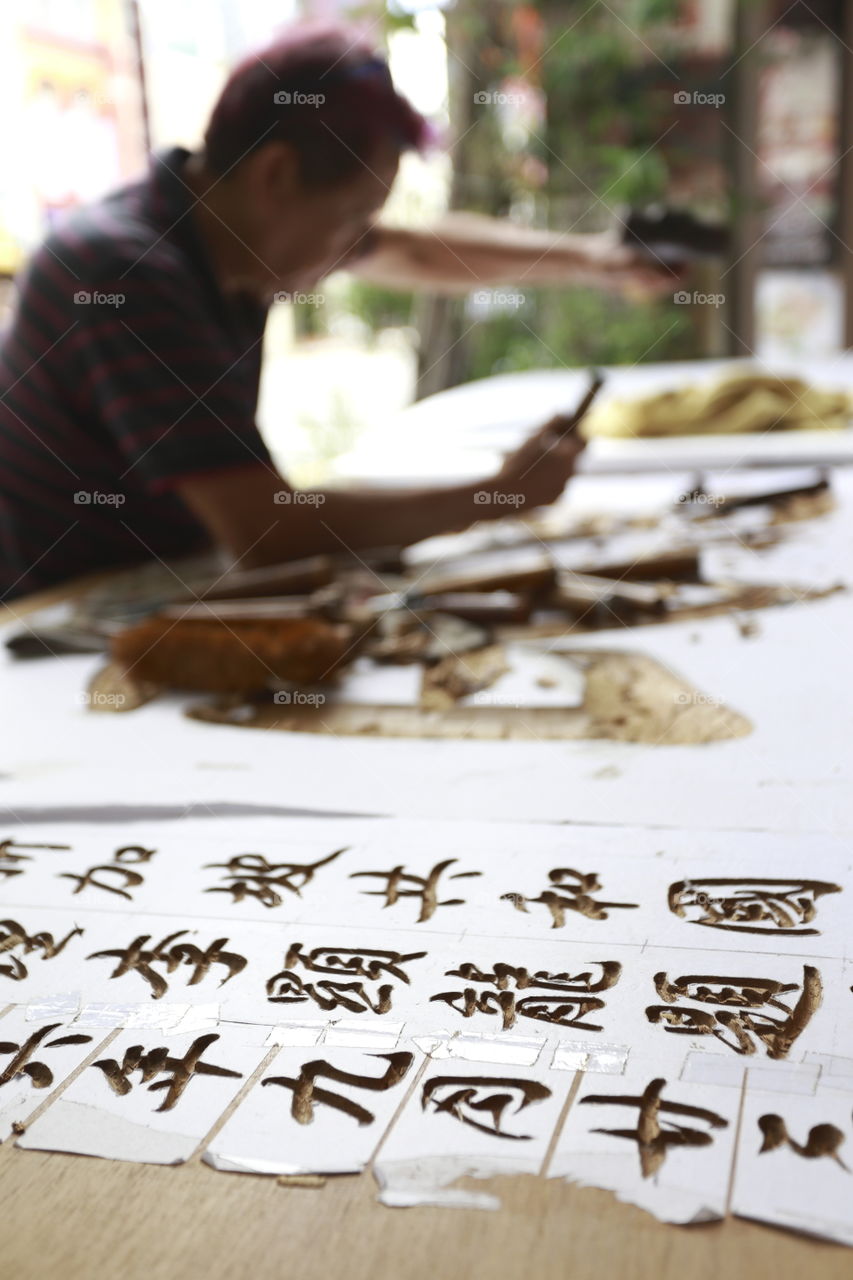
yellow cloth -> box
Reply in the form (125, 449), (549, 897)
(583, 370), (852, 438)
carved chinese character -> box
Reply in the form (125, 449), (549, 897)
(502, 868), (638, 928)
(60, 844), (156, 901)
(350, 858), (482, 923)
(580, 1077), (729, 1177)
(0, 839), (70, 880)
(0, 919), (83, 981)
(205, 847), (346, 908)
(266, 943), (427, 1013)
(88, 930), (247, 1000)
(646, 965), (821, 1058)
(758, 1114), (848, 1169)
(93, 1033), (242, 1112)
(432, 960), (622, 1030)
(262, 1051), (414, 1125)
(0, 1024), (92, 1089)
(422, 1075), (551, 1140)
(668, 878), (841, 936)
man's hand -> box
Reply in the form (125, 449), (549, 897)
(577, 231), (686, 301)
(484, 415), (586, 513)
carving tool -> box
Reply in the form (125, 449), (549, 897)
(547, 369), (605, 441)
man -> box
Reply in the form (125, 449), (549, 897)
(0, 22), (675, 602)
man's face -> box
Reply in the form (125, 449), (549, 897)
(242, 140), (398, 298)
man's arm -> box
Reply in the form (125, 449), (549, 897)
(174, 417), (584, 569)
(347, 213), (678, 298)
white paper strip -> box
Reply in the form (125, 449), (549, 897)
(0, 1007), (104, 1140)
(1, 819), (848, 964)
(679, 1052), (745, 1089)
(264, 1023), (325, 1048)
(205, 1045), (422, 1176)
(548, 1061), (739, 1224)
(18, 1025), (268, 1164)
(746, 1062), (820, 1096)
(374, 1058), (570, 1207)
(732, 1087), (853, 1245)
(807, 1052), (853, 1092)
(323, 1020), (405, 1049)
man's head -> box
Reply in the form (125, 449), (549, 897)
(200, 23), (428, 297)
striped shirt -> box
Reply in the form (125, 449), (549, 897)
(0, 146), (273, 601)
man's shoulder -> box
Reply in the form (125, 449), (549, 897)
(29, 178), (192, 291)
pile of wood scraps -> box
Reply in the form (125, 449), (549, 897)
(5, 467), (841, 743)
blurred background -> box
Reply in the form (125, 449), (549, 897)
(0, 0), (847, 482)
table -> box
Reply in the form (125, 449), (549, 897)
(334, 355), (853, 485)
(2, 1138), (848, 1280)
(2, 391), (852, 1279)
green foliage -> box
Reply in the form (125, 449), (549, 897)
(455, 0), (694, 380)
(344, 280), (416, 334)
(463, 286), (695, 378)
(535, 0), (681, 206)
(333, 0), (701, 385)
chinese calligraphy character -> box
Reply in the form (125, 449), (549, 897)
(580, 1077), (729, 1178)
(0, 839), (70, 880)
(431, 960), (621, 1030)
(758, 1114), (848, 1169)
(0, 919), (83, 981)
(501, 868), (638, 928)
(350, 859), (482, 923)
(60, 845), (156, 901)
(0, 1024), (92, 1089)
(646, 965), (821, 1058)
(668, 878), (841, 936)
(93, 1033), (242, 1112)
(205, 847), (346, 908)
(266, 943), (427, 1014)
(421, 1075), (552, 1140)
(262, 1051), (414, 1125)
(88, 930), (247, 1000)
